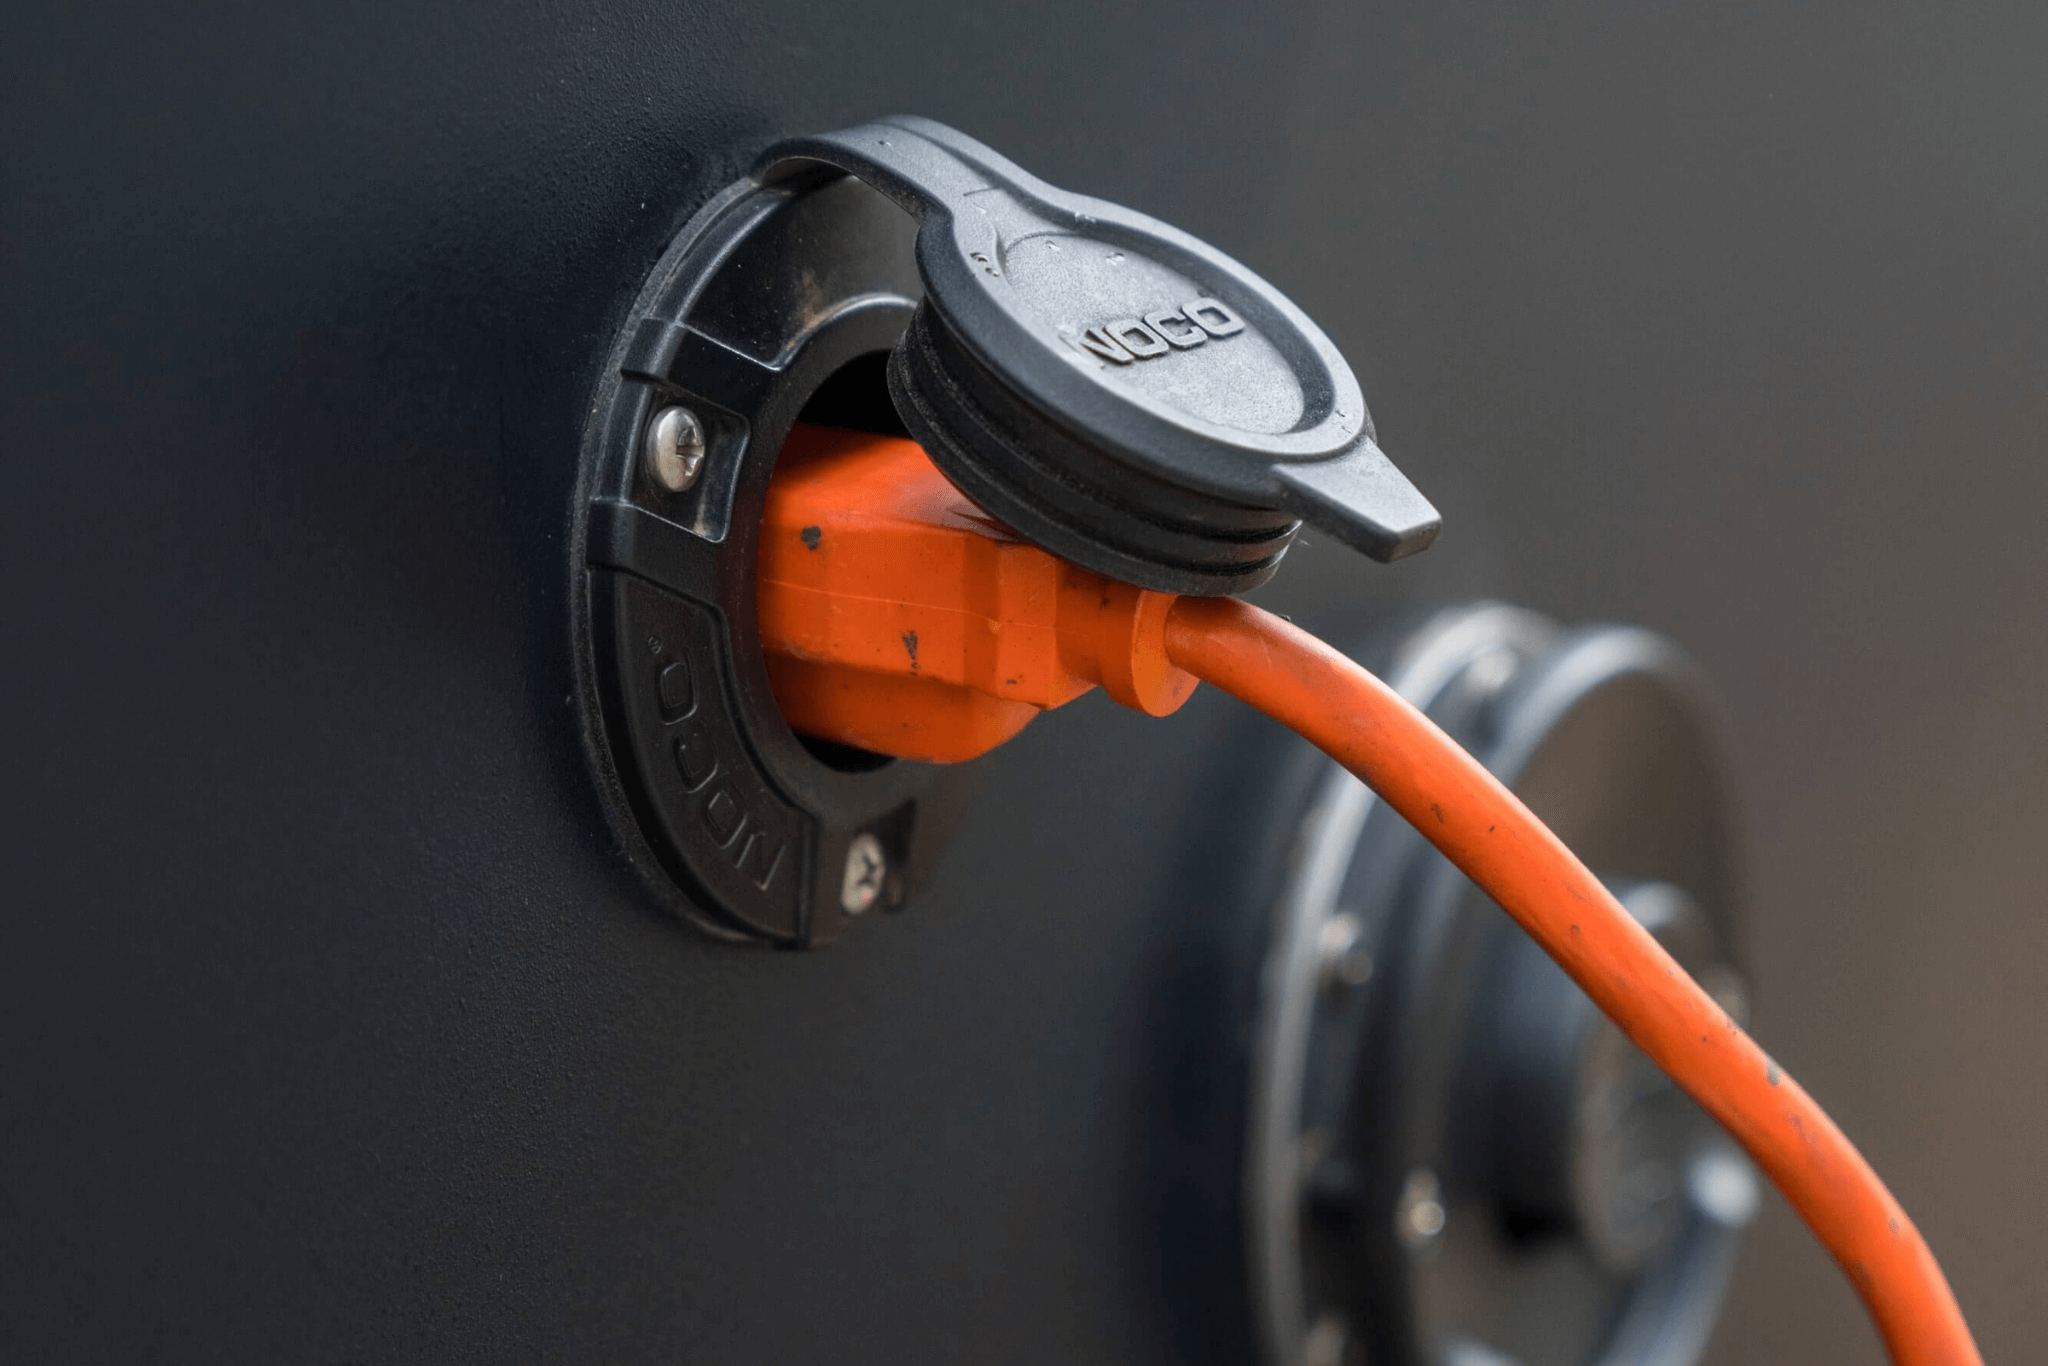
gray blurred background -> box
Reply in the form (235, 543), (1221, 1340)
(3, 1), (2041, 1362)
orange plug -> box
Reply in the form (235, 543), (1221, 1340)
(755, 423), (1197, 762)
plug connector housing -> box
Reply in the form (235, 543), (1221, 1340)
(757, 424), (1196, 763)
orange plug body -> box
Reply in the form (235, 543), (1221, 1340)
(755, 424), (1197, 762)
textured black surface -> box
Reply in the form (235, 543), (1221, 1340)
(4, 2), (2046, 1362)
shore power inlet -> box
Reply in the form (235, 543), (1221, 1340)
(571, 116), (1436, 944)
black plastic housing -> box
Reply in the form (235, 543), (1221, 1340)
(572, 170), (964, 946)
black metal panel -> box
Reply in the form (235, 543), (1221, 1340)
(4, 3), (2043, 1363)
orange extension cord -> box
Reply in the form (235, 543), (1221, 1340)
(756, 425), (1980, 1362)
(1163, 596), (1980, 1366)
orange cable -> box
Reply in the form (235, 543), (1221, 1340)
(755, 428), (1981, 1362)
(1163, 596), (1978, 1366)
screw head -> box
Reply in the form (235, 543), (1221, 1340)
(1397, 1167), (1447, 1249)
(1303, 1312), (1354, 1366)
(1463, 641), (1520, 700)
(644, 405), (707, 493)
(840, 832), (887, 916)
(1317, 912), (1374, 992)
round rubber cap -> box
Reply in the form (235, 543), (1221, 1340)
(762, 116), (1440, 594)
